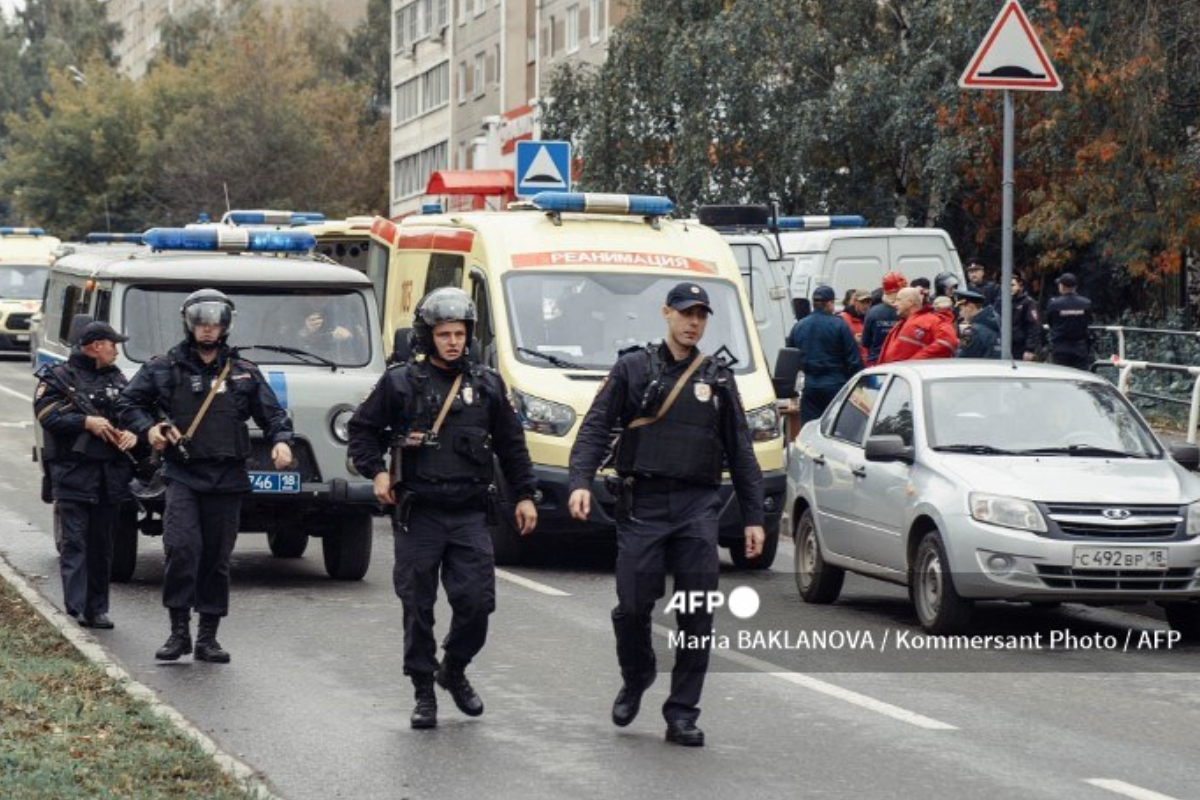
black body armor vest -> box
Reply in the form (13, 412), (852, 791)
(43, 363), (126, 462)
(401, 364), (494, 485)
(167, 363), (250, 461)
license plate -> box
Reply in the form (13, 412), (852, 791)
(1072, 546), (1169, 570)
(14, 334), (28, 342)
(248, 471), (301, 493)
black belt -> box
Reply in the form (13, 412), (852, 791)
(632, 476), (703, 494)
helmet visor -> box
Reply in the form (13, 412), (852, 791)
(184, 301), (233, 331)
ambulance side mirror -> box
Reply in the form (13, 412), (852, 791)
(773, 347), (803, 399)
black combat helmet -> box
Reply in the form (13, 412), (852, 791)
(410, 287), (476, 357)
(181, 288), (235, 348)
(934, 271), (960, 298)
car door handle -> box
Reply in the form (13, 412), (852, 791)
(812, 454), (826, 466)
(850, 465), (867, 478)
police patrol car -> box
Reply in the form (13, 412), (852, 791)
(0, 227), (60, 356)
(32, 225), (386, 581)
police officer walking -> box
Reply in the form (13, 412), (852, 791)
(1045, 272), (1094, 370)
(118, 289), (294, 664)
(1009, 275), (1043, 361)
(35, 321), (138, 628)
(567, 282), (765, 748)
(347, 287), (538, 730)
(789, 285), (862, 424)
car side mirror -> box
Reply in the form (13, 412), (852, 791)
(1170, 443), (1200, 472)
(864, 435), (914, 464)
(773, 347), (803, 399)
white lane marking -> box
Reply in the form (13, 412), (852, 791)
(651, 623), (957, 731)
(1085, 779), (1181, 800)
(0, 421), (32, 428)
(495, 568), (570, 596)
(0, 381), (30, 401)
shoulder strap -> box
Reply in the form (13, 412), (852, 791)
(184, 359), (232, 440)
(627, 351), (705, 430)
(430, 374), (463, 436)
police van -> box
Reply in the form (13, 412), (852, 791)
(32, 227), (385, 582)
(0, 227), (60, 357)
(367, 192), (787, 568)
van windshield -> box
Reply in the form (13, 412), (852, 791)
(123, 286), (373, 367)
(0, 265), (48, 300)
(503, 273), (755, 372)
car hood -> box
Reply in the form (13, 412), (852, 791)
(935, 455), (1200, 504)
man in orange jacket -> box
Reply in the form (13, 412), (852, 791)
(877, 288), (958, 364)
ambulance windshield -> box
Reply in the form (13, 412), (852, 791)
(0, 265), (48, 300)
(503, 273), (754, 372)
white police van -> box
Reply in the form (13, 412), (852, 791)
(32, 227), (386, 581)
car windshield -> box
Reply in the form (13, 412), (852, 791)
(502, 272), (755, 372)
(123, 285), (372, 366)
(0, 265), (48, 300)
(925, 377), (1161, 458)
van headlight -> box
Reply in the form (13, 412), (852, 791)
(746, 404), (781, 442)
(330, 407), (354, 443)
(1186, 500), (1200, 536)
(969, 492), (1047, 533)
(511, 390), (575, 437)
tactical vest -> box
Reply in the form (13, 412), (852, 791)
(43, 363), (126, 462)
(167, 361), (250, 462)
(615, 348), (724, 485)
(401, 363), (494, 485)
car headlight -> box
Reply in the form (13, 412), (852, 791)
(511, 390), (576, 437)
(1186, 500), (1200, 536)
(746, 403), (781, 442)
(330, 407), (354, 443)
(969, 492), (1047, 533)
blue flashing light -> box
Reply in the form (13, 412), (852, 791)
(197, 212), (211, 224)
(0, 226), (47, 236)
(222, 210), (326, 226)
(775, 215), (866, 230)
(85, 232), (145, 244)
(531, 192), (675, 217)
(142, 227), (316, 253)
(420, 202), (444, 214)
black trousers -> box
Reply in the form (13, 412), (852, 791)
(392, 504), (496, 676)
(58, 500), (115, 619)
(1051, 351), (1092, 371)
(800, 384), (841, 425)
(613, 483), (720, 724)
(161, 482), (242, 616)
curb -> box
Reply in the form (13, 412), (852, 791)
(0, 551), (285, 800)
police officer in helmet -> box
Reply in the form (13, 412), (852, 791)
(568, 282), (765, 748)
(35, 320), (139, 628)
(118, 288), (294, 664)
(347, 287), (538, 730)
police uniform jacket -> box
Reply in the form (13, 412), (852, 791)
(1010, 292), (1043, 356)
(117, 342), (294, 493)
(346, 358), (537, 508)
(1046, 293), (1093, 357)
(567, 344), (764, 526)
(956, 305), (1001, 359)
(35, 350), (133, 504)
(790, 309), (862, 390)
(861, 302), (899, 366)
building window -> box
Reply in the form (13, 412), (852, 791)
(395, 77), (420, 125)
(545, 16), (555, 56)
(394, 8), (405, 52)
(473, 52), (485, 98)
(457, 61), (467, 103)
(435, 0), (449, 31)
(526, 35), (536, 65)
(473, 0), (485, 17)
(566, 5), (579, 53)
(394, 142), (448, 200)
(493, 43), (501, 86)
(422, 61), (449, 112)
(590, 0), (604, 42)
(457, 0), (467, 25)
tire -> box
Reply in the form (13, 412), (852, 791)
(109, 503), (139, 583)
(266, 508), (308, 558)
(794, 509), (843, 604)
(909, 530), (973, 635)
(1163, 601), (1200, 643)
(322, 512), (373, 581)
(730, 523), (780, 570)
(490, 470), (524, 567)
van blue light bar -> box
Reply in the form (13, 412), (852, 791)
(775, 215), (866, 230)
(531, 192), (675, 217)
(222, 210), (326, 226)
(143, 227), (316, 253)
(421, 202), (444, 214)
(0, 227), (46, 236)
(86, 232), (145, 244)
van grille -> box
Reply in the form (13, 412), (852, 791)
(6, 313), (32, 331)
(1042, 503), (1184, 540)
(1035, 565), (1197, 592)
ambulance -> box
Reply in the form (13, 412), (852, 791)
(368, 192), (786, 568)
(0, 227), (60, 357)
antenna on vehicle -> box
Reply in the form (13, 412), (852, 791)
(223, 182), (232, 216)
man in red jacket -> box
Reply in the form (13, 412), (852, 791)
(877, 288), (958, 364)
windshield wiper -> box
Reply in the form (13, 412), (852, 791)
(931, 444), (1020, 455)
(242, 344), (339, 371)
(517, 346), (583, 369)
(1016, 444), (1144, 459)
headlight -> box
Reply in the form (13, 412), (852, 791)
(1186, 500), (1200, 536)
(746, 403), (781, 442)
(968, 492), (1047, 533)
(330, 407), (354, 443)
(511, 390), (576, 437)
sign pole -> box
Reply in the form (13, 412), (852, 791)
(1000, 89), (1014, 360)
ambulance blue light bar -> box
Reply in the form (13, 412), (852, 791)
(142, 227), (316, 253)
(221, 210), (326, 226)
(86, 232), (145, 244)
(775, 215), (866, 230)
(421, 202), (443, 214)
(0, 227), (46, 236)
(531, 192), (675, 217)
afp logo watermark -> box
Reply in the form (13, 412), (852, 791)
(664, 586), (760, 619)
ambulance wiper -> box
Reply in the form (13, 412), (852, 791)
(243, 344), (338, 372)
(517, 346), (583, 369)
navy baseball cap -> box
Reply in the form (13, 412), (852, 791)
(665, 283), (713, 314)
(1056, 272), (1078, 287)
(78, 321), (129, 346)
(812, 285), (836, 302)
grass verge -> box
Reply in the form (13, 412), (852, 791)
(0, 579), (262, 800)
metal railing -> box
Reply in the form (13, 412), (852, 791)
(1088, 326), (1200, 443)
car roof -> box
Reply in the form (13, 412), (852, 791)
(50, 249), (371, 287)
(778, 227), (957, 252)
(869, 360), (1109, 384)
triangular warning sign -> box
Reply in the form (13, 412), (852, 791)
(521, 146), (567, 187)
(959, 0), (1061, 92)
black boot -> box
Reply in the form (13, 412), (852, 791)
(155, 608), (192, 661)
(194, 614), (231, 664)
(436, 657), (484, 717)
(410, 674), (438, 729)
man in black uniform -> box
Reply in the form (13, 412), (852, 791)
(1009, 274), (1042, 361)
(347, 287), (538, 730)
(1046, 272), (1094, 370)
(965, 260), (1000, 308)
(567, 282), (765, 748)
(35, 321), (138, 628)
(118, 289), (294, 664)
